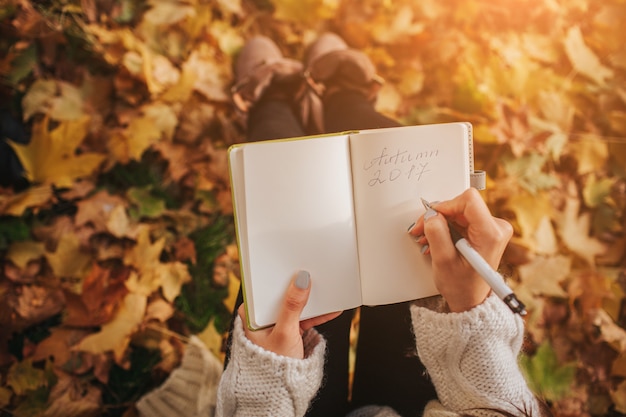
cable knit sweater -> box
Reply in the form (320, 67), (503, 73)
(136, 294), (541, 417)
(215, 294), (540, 417)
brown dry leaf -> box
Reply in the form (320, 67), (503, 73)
(63, 263), (129, 327)
(31, 215), (75, 251)
(75, 190), (127, 231)
(32, 328), (90, 366)
(75, 292), (147, 362)
(43, 372), (101, 417)
(593, 309), (626, 352)
(9, 285), (65, 325)
(145, 298), (174, 322)
(152, 141), (193, 181)
(21, 79), (86, 121)
(172, 236), (196, 264)
(611, 380), (626, 414)
(0, 387), (11, 409)
(568, 270), (613, 313)
(8, 117), (105, 187)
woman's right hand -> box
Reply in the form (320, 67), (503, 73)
(409, 188), (513, 312)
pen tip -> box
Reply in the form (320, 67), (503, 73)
(420, 198), (430, 210)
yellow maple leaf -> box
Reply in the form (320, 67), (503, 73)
(518, 255), (571, 298)
(124, 226), (189, 301)
(160, 261), (191, 302)
(0, 185), (53, 216)
(564, 26), (614, 86)
(7, 241), (46, 269)
(223, 272), (240, 313)
(75, 292), (147, 363)
(8, 116), (105, 187)
(197, 318), (224, 359)
(557, 183), (607, 266)
(45, 234), (92, 283)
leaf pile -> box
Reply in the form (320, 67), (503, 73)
(0, 0), (625, 416)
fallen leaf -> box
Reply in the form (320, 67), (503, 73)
(0, 185), (53, 216)
(21, 79), (86, 121)
(75, 190), (127, 231)
(222, 272), (240, 313)
(145, 298), (174, 322)
(8, 117), (105, 187)
(518, 255), (571, 297)
(196, 318), (223, 359)
(520, 341), (577, 402)
(9, 285), (65, 325)
(556, 183), (607, 266)
(7, 241), (45, 269)
(75, 292), (147, 363)
(593, 309), (626, 352)
(43, 372), (101, 417)
(564, 26), (614, 85)
(6, 359), (47, 396)
(45, 234), (92, 281)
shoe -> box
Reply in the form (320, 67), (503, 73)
(232, 36), (304, 113)
(301, 32), (384, 133)
(304, 33), (384, 99)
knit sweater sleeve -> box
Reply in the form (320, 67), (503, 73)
(215, 316), (326, 417)
(411, 293), (540, 417)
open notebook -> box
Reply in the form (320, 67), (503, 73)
(228, 122), (483, 329)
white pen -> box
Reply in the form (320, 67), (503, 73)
(421, 198), (527, 316)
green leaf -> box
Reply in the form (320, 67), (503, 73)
(7, 359), (46, 396)
(12, 386), (48, 417)
(127, 186), (166, 219)
(503, 152), (559, 194)
(0, 216), (31, 250)
(7, 43), (37, 86)
(520, 341), (577, 402)
(176, 216), (233, 334)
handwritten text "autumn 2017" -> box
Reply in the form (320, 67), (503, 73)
(362, 147), (439, 187)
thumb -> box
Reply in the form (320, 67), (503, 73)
(274, 270), (311, 332)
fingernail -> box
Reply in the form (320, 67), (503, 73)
(407, 222), (415, 233)
(413, 234), (424, 243)
(295, 270), (310, 289)
(424, 208), (438, 221)
(420, 244), (429, 254)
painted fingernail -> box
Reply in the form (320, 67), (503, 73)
(420, 244), (429, 254)
(407, 222), (415, 233)
(424, 208), (438, 221)
(413, 234), (425, 243)
(295, 270), (310, 289)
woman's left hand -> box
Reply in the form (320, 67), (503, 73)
(238, 270), (342, 359)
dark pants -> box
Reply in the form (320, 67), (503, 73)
(229, 90), (437, 417)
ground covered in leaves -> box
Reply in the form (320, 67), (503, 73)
(0, 0), (625, 416)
